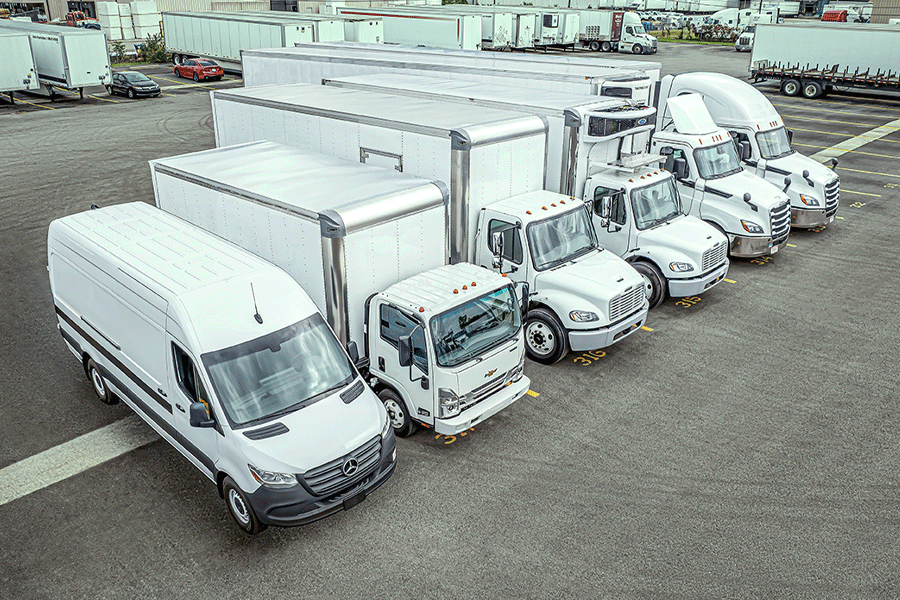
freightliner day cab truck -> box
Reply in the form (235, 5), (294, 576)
(651, 94), (793, 257)
(657, 72), (840, 228)
(49, 203), (396, 535)
(577, 10), (658, 55)
(210, 85), (648, 364)
(325, 73), (729, 309)
(151, 141), (530, 436)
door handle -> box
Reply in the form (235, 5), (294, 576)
(176, 403), (185, 413)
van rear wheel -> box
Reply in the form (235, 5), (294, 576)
(379, 388), (416, 438)
(223, 476), (266, 535)
(86, 358), (117, 405)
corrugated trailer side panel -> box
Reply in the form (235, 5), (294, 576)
(751, 24), (900, 74)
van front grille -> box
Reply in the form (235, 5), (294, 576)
(302, 436), (381, 497)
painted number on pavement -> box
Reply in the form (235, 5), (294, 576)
(435, 428), (475, 445)
(675, 296), (702, 309)
(573, 349), (606, 366)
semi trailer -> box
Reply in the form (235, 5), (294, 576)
(333, 6), (482, 50)
(237, 11), (384, 44)
(0, 32), (39, 100)
(577, 10), (658, 55)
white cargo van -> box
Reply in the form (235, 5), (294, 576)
(48, 202), (396, 535)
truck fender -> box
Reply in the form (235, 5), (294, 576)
(529, 289), (607, 328)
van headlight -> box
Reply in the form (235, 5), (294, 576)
(669, 262), (694, 272)
(248, 464), (298, 488)
(569, 310), (599, 322)
(381, 410), (392, 439)
(438, 388), (461, 418)
(741, 220), (764, 234)
(799, 194), (820, 206)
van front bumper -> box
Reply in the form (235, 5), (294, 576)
(567, 304), (648, 351)
(729, 233), (790, 258)
(791, 207), (830, 228)
(247, 433), (397, 528)
(434, 375), (531, 435)
(667, 261), (729, 297)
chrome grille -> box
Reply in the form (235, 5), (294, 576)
(609, 284), (645, 322)
(302, 436), (381, 496)
(459, 364), (520, 412)
(701, 241), (728, 272)
(825, 176), (840, 217)
(770, 201), (791, 242)
(739, 36), (751, 45)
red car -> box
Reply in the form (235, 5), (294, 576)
(174, 58), (224, 82)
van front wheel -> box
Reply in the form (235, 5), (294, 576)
(223, 476), (266, 535)
(86, 358), (117, 405)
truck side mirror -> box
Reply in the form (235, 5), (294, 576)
(346, 340), (359, 364)
(516, 281), (530, 319)
(491, 230), (504, 270)
(189, 402), (215, 428)
(786, 128), (794, 144)
(398, 333), (413, 368)
(783, 176), (792, 193)
(599, 195), (612, 219)
(673, 157), (687, 180)
(739, 141), (751, 161)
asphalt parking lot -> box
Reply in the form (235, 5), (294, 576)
(2, 43), (899, 599)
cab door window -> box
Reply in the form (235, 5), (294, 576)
(593, 185), (626, 225)
(487, 219), (523, 264)
(380, 304), (428, 374)
(663, 148), (690, 178)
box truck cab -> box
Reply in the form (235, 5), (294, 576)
(49, 203), (396, 535)
(659, 73), (840, 228)
(651, 94), (792, 258)
(473, 190), (648, 365)
(152, 141), (530, 437)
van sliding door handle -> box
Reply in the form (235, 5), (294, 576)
(176, 403), (185, 413)
(158, 388), (167, 398)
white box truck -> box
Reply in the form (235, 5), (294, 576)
(49, 202), (397, 535)
(334, 6), (481, 50)
(151, 141), (530, 436)
(211, 84), (649, 364)
(238, 11), (384, 44)
(0, 32), (39, 99)
(658, 72), (840, 228)
(651, 94), (792, 258)
(577, 10), (658, 54)
(240, 44), (656, 103)
(161, 11), (344, 70)
(325, 73), (730, 308)
(0, 20), (110, 97)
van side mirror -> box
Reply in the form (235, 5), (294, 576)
(739, 141), (751, 161)
(189, 402), (216, 428)
(398, 333), (413, 368)
(673, 157), (687, 180)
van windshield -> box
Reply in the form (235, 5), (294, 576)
(202, 313), (355, 427)
(693, 141), (742, 180)
(526, 206), (599, 271)
(756, 126), (794, 160)
(430, 286), (521, 368)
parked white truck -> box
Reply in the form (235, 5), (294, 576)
(651, 94), (792, 257)
(325, 73), (729, 308)
(658, 72), (839, 228)
(0, 20), (109, 97)
(210, 85), (649, 364)
(578, 10), (658, 54)
(151, 141), (530, 436)
(49, 202), (397, 535)
(0, 32), (39, 100)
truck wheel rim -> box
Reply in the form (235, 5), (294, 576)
(639, 273), (654, 300)
(91, 368), (106, 396)
(526, 322), (554, 356)
(228, 489), (250, 526)
(383, 399), (405, 429)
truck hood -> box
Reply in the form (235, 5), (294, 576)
(452, 337), (523, 402)
(636, 214), (728, 267)
(768, 151), (838, 192)
(234, 379), (384, 474)
(716, 170), (791, 211)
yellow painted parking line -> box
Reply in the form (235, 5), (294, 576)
(156, 75), (221, 91)
(836, 216), (846, 219)
(723, 278), (736, 283)
(160, 93), (176, 97)
(526, 389), (540, 397)
(793, 143), (900, 161)
(773, 102), (900, 120)
(781, 114), (900, 130)
(88, 94), (119, 103)
(791, 127), (900, 145)
(10, 97), (55, 110)
(640, 326), (653, 332)
(837, 166), (900, 178)
(787, 243), (797, 247)
(842, 189), (882, 197)
(769, 94), (900, 112)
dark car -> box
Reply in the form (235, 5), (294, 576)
(107, 71), (160, 99)
(174, 58), (224, 82)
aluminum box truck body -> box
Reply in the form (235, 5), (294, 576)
(0, 32), (39, 96)
(0, 20), (109, 96)
(240, 43), (656, 103)
(211, 84), (648, 364)
(658, 72), (839, 228)
(333, 6), (481, 50)
(161, 11), (344, 70)
(325, 73), (729, 308)
(49, 202), (396, 535)
(152, 141), (529, 435)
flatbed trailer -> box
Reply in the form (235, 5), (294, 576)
(751, 61), (900, 98)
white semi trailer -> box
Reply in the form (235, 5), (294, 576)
(0, 20), (109, 97)
(152, 141), (529, 436)
(657, 72), (840, 228)
(577, 10), (658, 54)
(161, 11), (345, 70)
(240, 44), (656, 103)
(0, 32), (39, 100)
(238, 11), (384, 44)
(326, 73), (729, 309)
(432, 5), (538, 49)
(210, 84), (649, 364)
(333, 6), (482, 50)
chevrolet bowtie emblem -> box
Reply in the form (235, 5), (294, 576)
(485, 369), (497, 378)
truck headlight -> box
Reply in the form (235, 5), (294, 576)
(510, 358), (525, 383)
(569, 310), (599, 322)
(669, 262), (694, 272)
(248, 464), (298, 488)
(438, 388), (461, 418)
(740, 220), (764, 234)
(381, 410), (392, 439)
(799, 194), (820, 206)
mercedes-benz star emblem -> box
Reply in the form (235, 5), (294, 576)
(342, 458), (359, 477)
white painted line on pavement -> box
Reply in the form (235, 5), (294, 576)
(809, 118), (900, 163)
(0, 415), (158, 506)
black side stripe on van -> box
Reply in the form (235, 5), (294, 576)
(56, 305), (217, 475)
(55, 305), (172, 414)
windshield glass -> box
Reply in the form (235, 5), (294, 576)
(124, 73), (150, 82)
(430, 286), (521, 368)
(202, 313), (355, 427)
(756, 127), (794, 160)
(631, 178), (682, 229)
(694, 141), (742, 179)
(526, 207), (599, 271)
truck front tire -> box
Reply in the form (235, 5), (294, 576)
(525, 308), (568, 365)
(632, 262), (666, 309)
(378, 388), (416, 438)
(632, 43), (643, 54)
(223, 476), (266, 535)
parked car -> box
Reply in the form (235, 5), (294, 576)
(107, 71), (160, 99)
(174, 58), (224, 82)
